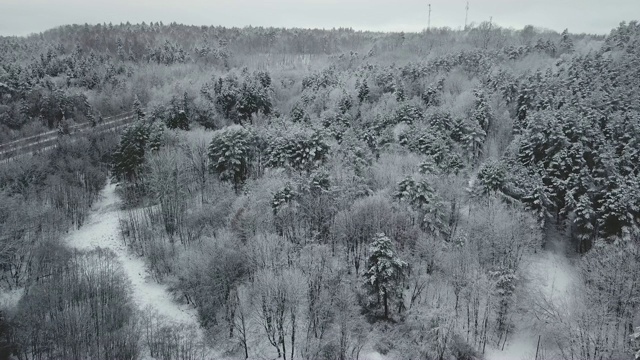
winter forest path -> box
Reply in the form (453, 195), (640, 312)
(485, 223), (580, 360)
(65, 180), (218, 359)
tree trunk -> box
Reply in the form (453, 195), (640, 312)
(291, 311), (296, 360)
(383, 291), (389, 319)
(281, 333), (287, 360)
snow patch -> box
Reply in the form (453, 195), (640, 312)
(361, 351), (389, 360)
(485, 331), (538, 360)
(528, 251), (575, 309)
(0, 287), (24, 311)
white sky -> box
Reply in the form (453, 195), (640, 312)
(0, 0), (638, 36)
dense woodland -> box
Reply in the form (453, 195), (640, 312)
(1, 20), (640, 360)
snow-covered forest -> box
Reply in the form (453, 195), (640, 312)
(1, 20), (640, 360)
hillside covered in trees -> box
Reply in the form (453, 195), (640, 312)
(1, 20), (640, 360)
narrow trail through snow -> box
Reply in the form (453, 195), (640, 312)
(65, 181), (204, 330)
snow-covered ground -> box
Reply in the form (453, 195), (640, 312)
(485, 331), (538, 360)
(485, 228), (578, 360)
(66, 180), (200, 325)
(65, 180), (220, 359)
(0, 287), (23, 312)
(10, 177), (579, 360)
(361, 351), (388, 360)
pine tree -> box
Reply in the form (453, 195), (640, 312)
(363, 233), (408, 320)
(112, 121), (153, 182)
(182, 91), (190, 118)
(559, 29), (574, 54)
(265, 129), (330, 173)
(462, 119), (486, 161)
(208, 125), (257, 193)
(476, 159), (506, 194)
(133, 95), (145, 120)
(394, 104), (423, 125)
(473, 89), (492, 133)
(394, 176), (449, 237)
(357, 80), (369, 103)
(166, 97), (190, 130)
(116, 37), (125, 61)
(290, 103), (307, 123)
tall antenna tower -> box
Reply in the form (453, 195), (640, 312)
(428, 4), (432, 31)
(465, 2), (469, 30)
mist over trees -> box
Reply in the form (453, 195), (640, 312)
(1, 19), (640, 360)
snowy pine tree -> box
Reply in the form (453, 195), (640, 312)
(363, 233), (408, 319)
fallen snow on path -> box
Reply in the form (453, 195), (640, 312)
(485, 331), (538, 360)
(528, 251), (576, 310)
(65, 181), (201, 327)
(361, 352), (388, 360)
(485, 234), (578, 360)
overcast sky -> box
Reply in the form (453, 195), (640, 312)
(0, 0), (638, 37)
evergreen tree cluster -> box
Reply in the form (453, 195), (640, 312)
(490, 22), (640, 249)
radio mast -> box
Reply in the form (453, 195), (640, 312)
(428, 4), (432, 31)
(465, 2), (469, 30)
